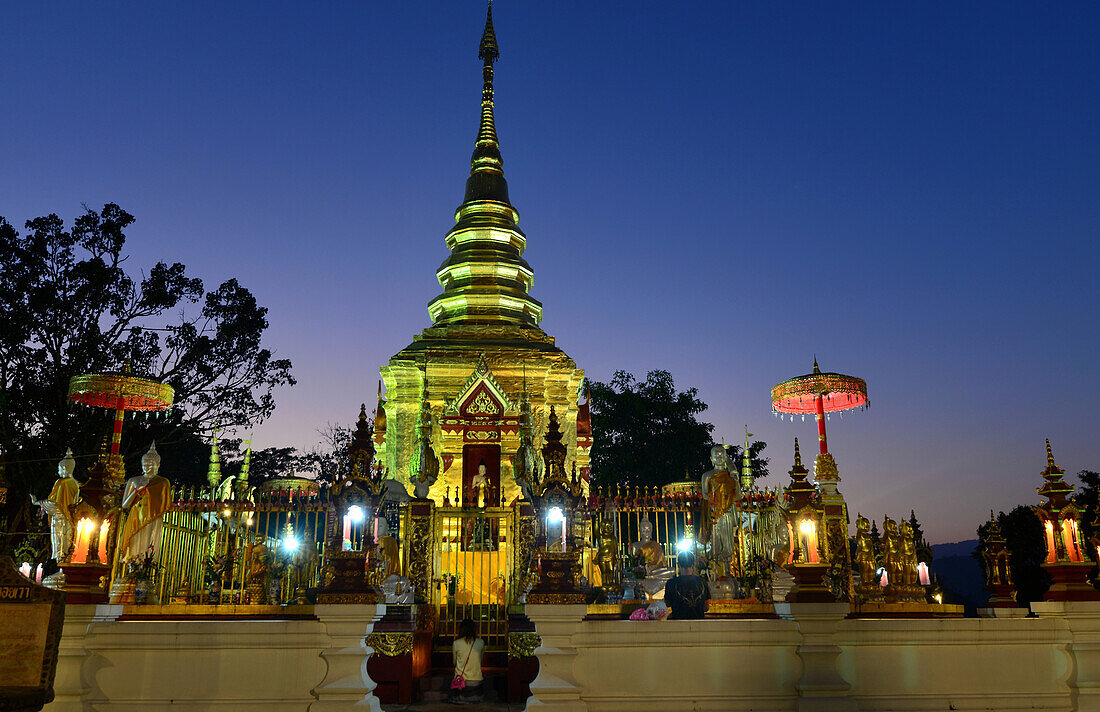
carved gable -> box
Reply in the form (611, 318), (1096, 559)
(444, 355), (516, 416)
(462, 382), (503, 418)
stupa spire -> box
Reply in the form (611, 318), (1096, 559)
(472, 1), (501, 173)
(426, 3), (545, 328)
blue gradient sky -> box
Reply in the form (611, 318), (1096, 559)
(2, 2), (1097, 542)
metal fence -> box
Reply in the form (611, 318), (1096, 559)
(144, 486), (329, 604)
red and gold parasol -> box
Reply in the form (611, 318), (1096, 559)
(68, 368), (174, 480)
(771, 359), (867, 455)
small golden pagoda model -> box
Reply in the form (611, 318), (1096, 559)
(1035, 439), (1099, 601)
(374, 4), (588, 507)
(782, 439), (833, 602)
(980, 512), (1017, 608)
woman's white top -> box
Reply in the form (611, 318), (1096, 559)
(452, 637), (485, 682)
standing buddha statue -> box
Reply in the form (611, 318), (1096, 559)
(701, 445), (739, 579)
(594, 517), (619, 595)
(118, 442), (173, 560)
(41, 448), (80, 563)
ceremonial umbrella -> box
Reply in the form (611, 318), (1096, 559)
(771, 359), (868, 455)
(68, 367), (175, 479)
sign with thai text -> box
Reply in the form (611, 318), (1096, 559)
(0, 557), (65, 712)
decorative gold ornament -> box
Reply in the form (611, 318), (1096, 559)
(469, 391), (500, 415)
(507, 632), (541, 659)
(407, 502), (435, 602)
(365, 632), (414, 657)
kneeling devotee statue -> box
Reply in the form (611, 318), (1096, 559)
(118, 442), (173, 560)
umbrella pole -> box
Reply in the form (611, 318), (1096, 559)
(815, 392), (828, 455)
(111, 395), (126, 462)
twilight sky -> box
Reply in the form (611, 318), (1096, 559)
(2, 2), (1097, 543)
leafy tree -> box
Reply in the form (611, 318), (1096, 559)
(974, 506), (1051, 606)
(588, 370), (715, 489)
(1075, 470), (1100, 554)
(0, 204), (294, 519)
(292, 423), (355, 485)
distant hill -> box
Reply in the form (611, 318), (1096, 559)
(929, 539), (986, 613)
(931, 539), (980, 560)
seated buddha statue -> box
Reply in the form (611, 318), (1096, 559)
(638, 540), (674, 601)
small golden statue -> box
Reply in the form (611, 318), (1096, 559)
(172, 577), (192, 605)
(882, 516), (903, 603)
(246, 534), (271, 604)
(854, 514), (879, 601)
(900, 520), (921, 602)
(377, 535), (413, 603)
(594, 517), (619, 594)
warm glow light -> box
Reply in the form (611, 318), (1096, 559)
(72, 517), (93, 563)
(222, 509), (232, 517)
(1044, 521), (1057, 563)
(547, 507), (564, 524)
(676, 538), (694, 552)
(933, 593), (943, 604)
(347, 505), (365, 522)
(97, 520), (111, 563)
(799, 520), (815, 534)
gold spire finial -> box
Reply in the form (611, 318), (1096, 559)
(794, 437), (802, 468)
(207, 426), (222, 489)
(1046, 438), (1055, 468)
(812, 356), (820, 374)
(471, 1), (502, 174)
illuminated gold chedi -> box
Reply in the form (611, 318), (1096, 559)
(377, 5), (589, 503)
(428, 4), (540, 328)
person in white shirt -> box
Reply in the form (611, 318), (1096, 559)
(449, 618), (485, 704)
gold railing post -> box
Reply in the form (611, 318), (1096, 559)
(407, 499), (435, 604)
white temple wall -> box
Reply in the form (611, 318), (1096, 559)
(43, 604), (385, 712)
(41, 602), (1099, 711)
(526, 603), (1089, 712)
(571, 619), (802, 711)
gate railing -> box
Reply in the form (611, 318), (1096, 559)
(142, 486), (329, 604)
(428, 505), (532, 650)
(586, 485), (707, 582)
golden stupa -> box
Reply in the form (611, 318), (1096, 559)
(375, 5), (590, 506)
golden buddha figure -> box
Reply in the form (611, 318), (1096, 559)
(593, 517), (619, 592)
(247, 534), (271, 586)
(702, 445), (738, 579)
(41, 448), (80, 562)
(377, 534), (413, 603)
(118, 442), (173, 559)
